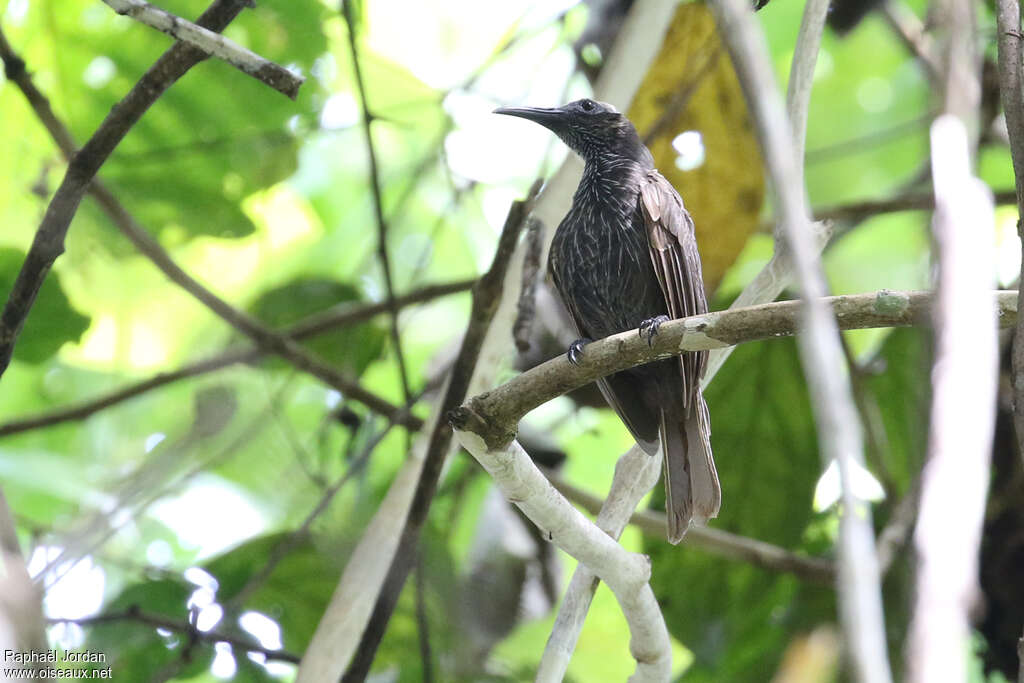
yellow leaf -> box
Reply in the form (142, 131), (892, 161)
(628, 3), (765, 292)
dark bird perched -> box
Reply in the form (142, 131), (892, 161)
(495, 98), (720, 543)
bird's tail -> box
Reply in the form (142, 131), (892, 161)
(661, 394), (721, 544)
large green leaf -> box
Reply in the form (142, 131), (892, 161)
(204, 532), (340, 653)
(247, 277), (386, 376)
(14, 0), (327, 243)
(647, 337), (832, 680)
(0, 248), (90, 364)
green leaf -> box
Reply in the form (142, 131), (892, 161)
(647, 338), (833, 680)
(204, 532), (340, 653)
(0, 248), (90, 364)
(248, 277), (386, 375)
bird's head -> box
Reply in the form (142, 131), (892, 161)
(494, 98), (651, 166)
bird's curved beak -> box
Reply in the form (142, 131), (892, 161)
(493, 106), (566, 131)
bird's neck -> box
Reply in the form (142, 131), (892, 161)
(574, 155), (646, 207)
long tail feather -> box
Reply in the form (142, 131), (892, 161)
(662, 394), (720, 544)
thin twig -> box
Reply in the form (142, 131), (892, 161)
(0, 280), (474, 438)
(100, 188), (415, 431)
(880, 1), (942, 85)
(813, 189), (1019, 224)
(995, 0), (1024, 458)
(48, 609), (301, 663)
(341, 0), (413, 411)
(102, 0), (303, 98)
(908, 115), (997, 682)
(875, 475), (921, 576)
(785, 0), (830, 174)
(548, 469), (836, 584)
(0, 0), (254, 378)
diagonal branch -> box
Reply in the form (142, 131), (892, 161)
(709, 1), (892, 680)
(341, 0), (413, 410)
(449, 434), (671, 681)
(102, 0), (303, 98)
(0, 280), (472, 438)
(537, 445), (665, 680)
(298, 183), (541, 683)
(0, 0), (254, 378)
(0, 25), (415, 431)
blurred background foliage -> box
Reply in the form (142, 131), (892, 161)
(0, 0), (1021, 680)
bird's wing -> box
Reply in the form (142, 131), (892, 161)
(639, 170), (709, 407)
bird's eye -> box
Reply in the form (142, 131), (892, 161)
(579, 99), (595, 112)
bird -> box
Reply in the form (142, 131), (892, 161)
(495, 98), (720, 543)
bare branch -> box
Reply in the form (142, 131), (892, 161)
(785, 0), (830, 174)
(813, 189), (1019, 224)
(537, 445), (663, 680)
(0, 280), (472, 438)
(458, 290), (1017, 450)
(995, 0), (1024, 458)
(0, 0), (255, 378)
(450, 434), (671, 681)
(697, 2), (894, 679)
(549, 471), (836, 584)
(341, 0), (413, 408)
(880, 1), (942, 85)
(48, 609), (301, 664)
(102, 0), (303, 99)
(907, 115), (997, 683)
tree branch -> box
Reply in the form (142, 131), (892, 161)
(0, 28), (421, 431)
(785, 0), (830, 176)
(102, 0), (303, 99)
(548, 470), (836, 584)
(995, 0), (1024, 459)
(0, 280), (471, 438)
(341, 0), (413, 409)
(813, 189), (1019, 224)
(0, 0), (254, 378)
(48, 608), (301, 664)
(907, 117), (998, 683)
(299, 184), (540, 683)
(450, 435), (671, 681)
(537, 445), (663, 680)
(709, 1), (893, 680)
(456, 290), (1017, 450)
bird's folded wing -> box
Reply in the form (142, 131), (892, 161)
(639, 170), (709, 402)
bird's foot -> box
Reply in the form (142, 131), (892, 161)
(566, 338), (592, 366)
(638, 315), (670, 346)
